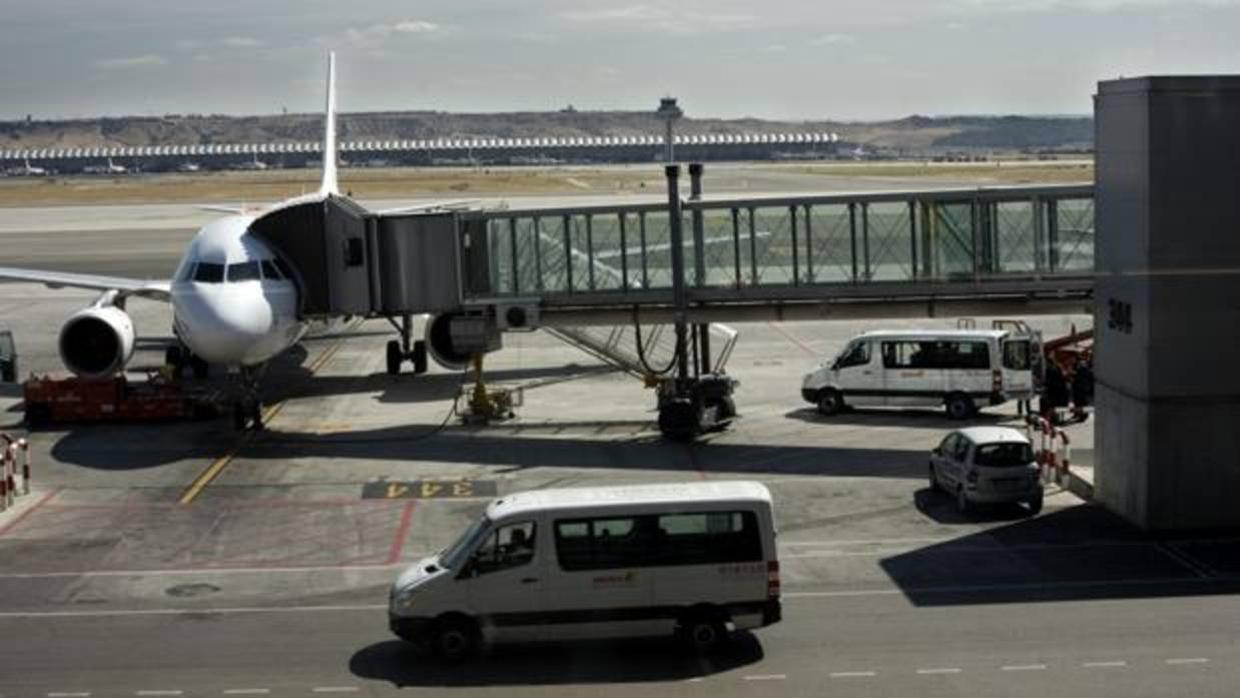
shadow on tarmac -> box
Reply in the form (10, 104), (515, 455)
(784, 406), (1013, 429)
(884, 499), (1240, 606)
(349, 634), (764, 686)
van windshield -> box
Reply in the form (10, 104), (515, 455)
(440, 515), (491, 570)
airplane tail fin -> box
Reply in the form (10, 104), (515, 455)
(319, 52), (339, 196)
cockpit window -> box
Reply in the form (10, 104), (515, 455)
(261, 260), (282, 280)
(227, 261), (261, 282)
(192, 262), (225, 283)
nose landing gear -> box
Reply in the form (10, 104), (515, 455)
(165, 344), (209, 379)
(231, 364), (267, 431)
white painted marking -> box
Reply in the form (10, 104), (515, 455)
(1166, 658), (1209, 665)
(684, 678), (704, 683)
(223, 690), (271, 695)
(1002, 664), (1047, 671)
(311, 689), (359, 694)
(1154, 542), (1215, 579)
(743, 674), (786, 681)
(917, 668), (962, 675)
(830, 671), (877, 678)
(0, 561), (415, 580)
(136, 692), (183, 696)
(0, 604), (385, 619)
(1083, 661), (1128, 668)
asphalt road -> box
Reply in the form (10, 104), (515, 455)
(2, 585), (1237, 697)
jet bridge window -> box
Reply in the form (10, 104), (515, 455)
(227, 261), (261, 282)
(192, 262), (225, 283)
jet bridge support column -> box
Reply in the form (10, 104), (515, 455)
(657, 165), (736, 439)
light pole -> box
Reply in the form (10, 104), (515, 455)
(656, 97), (683, 163)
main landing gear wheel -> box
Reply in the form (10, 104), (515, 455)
(165, 345), (184, 376)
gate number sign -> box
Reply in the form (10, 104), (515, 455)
(363, 480), (497, 500)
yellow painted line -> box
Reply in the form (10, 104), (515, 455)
(177, 319), (362, 505)
(177, 451), (239, 505)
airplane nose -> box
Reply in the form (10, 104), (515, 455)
(178, 289), (275, 364)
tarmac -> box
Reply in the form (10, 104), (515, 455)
(0, 174), (1236, 698)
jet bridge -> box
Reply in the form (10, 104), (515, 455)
(248, 170), (1094, 437)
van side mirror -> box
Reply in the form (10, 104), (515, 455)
(932, 447), (942, 456)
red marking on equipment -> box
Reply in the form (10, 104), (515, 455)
(386, 501), (417, 564)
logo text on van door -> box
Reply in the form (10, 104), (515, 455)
(592, 571), (637, 587)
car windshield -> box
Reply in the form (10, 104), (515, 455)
(974, 442), (1035, 467)
(439, 515), (491, 570)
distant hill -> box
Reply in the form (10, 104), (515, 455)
(0, 111), (1093, 153)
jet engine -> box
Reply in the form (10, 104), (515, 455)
(424, 313), (470, 370)
(58, 299), (135, 378)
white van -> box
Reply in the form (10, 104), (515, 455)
(800, 329), (1038, 419)
(388, 481), (781, 660)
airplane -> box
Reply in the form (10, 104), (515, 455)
(0, 53), (460, 430)
(236, 154), (269, 171)
(4, 158), (48, 177)
(84, 157), (128, 175)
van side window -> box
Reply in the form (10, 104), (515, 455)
(837, 341), (870, 369)
(657, 511), (763, 565)
(554, 518), (644, 571)
(883, 341), (990, 370)
(471, 521), (536, 575)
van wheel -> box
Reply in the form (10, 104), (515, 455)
(679, 610), (728, 653)
(432, 616), (479, 662)
(945, 393), (974, 420)
(816, 389), (844, 416)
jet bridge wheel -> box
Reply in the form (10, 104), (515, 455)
(386, 340), (403, 375)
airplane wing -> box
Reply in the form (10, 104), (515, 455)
(0, 267), (172, 301)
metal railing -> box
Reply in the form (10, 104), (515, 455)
(473, 184), (1094, 304)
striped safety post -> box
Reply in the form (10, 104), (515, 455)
(4, 443), (14, 508)
(18, 438), (29, 496)
(1057, 430), (1072, 484)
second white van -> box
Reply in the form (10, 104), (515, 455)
(801, 329), (1038, 419)
(388, 481), (781, 660)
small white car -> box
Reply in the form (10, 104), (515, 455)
(928, 426), (1043, 515)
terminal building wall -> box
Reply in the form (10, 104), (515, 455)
(1094, 76), (1240, 529)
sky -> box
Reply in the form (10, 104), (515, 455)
(1, 0), (1238, 122)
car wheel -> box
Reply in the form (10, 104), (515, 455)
(432, 617), (479, 662)
(956, 486), (971, 515)
(1026, 493), (1043, 516)
(946, 393), (973, 420)
(816, 389), (844, 416)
